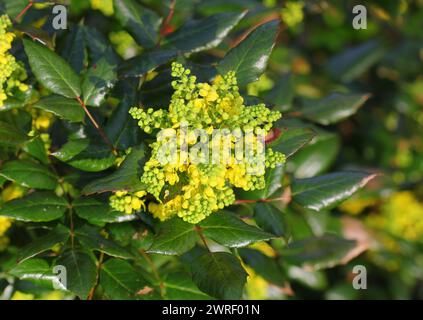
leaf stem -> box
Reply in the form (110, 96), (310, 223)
(87, 251), (105, 300)
(75, 96), (117, 155)
(13, 0), (33, 23)
(195, 226), (210, 252)
(157, 0), (176, 46)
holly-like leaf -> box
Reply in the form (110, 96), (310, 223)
(163, 12), (246, 53)
(217, 20), (279, 86)
(56, 250), (97, 299)
(299, 93), (370, 125)
(82, 145), (146, 194)
(100, 258), (152, 300)
(23, 136), (49, 165)
(199, 211), (275, 247)
(191, 252), (247, 300)
(0, 121), (28, 147)
(75, 225), (133, 259)
(33, 95), (85, 122)
(9, 259), (64, 289)
(17, 224), (70, 263)
(163, 272), (213, 300)
(147, 218), (197, 255)
(53, 139), (116, 172)
(239, 248), (285, 285)
(0, 192), (68, 222)
(82, 57), (117, 107)
(281, 234), (357, 269)
(0, 160), (57, 190)
(73, 197), (137, 227)
(254, 202), (287, 237)
(113, 0), (161, 48)
(118, 50), (177, 78)
(61, 25), (87, 74)
(268, 127), (315, 158)
(23, 39), (81, 98)
(291, 171), (377, 211)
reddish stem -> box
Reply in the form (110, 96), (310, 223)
(14, 1), (34, 23)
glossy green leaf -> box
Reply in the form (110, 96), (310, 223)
(281, 234), (357, 269)
(100, 258), (151, 300)
(191, 252), (247, 300)
(82, 145), (145, 194)
(56, 250), (97, 299)
(291, 171), (377, 211)
(217, 20), (279, 86)
(23, 39), (81, 98)
(0, 192), (68, 222)
(113, 0), (161, 48)
(254, 202), (287, 237)
(82, 57), (117, 107)
(265, 73), (295, 111)
(17, 224), (70, 263)
(75, 225), (133, 259)
(268, 127), (315, 158)
(0, 160), (57, 190)
(200, 211), (275, 247)
(118, 50), (177, 78)
(163, 12), (246, 53)
(73, 197), (137, 227)
(327, 39), (386, 83)
(23, 136), (49, 165)
(53, 139), (116, 172)
(239, 248), (285, 285)
(163, 272), (213, 300)
(300, 93), (370, 125)
(147, 218), (197, 255)
(61, 25), (87, 74)
(33, 95), (85, 122)
(0, 121), (28, 147)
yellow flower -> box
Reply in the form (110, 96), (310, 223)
(90, 0), (114, 16)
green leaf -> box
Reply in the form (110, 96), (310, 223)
(17, 225), (70, 263)
(291, 171), (377, 211)
(200, 211), (275, 247)
(0, 121), (28, 147)
(290, 129), (340, 178)
(147, 218), (197, 255)
(113, 0), (161, 48)
(33, 95), (85, 122)
(281, 234), (357, 269)
(0, 160), (58, 190)
(73, 197), (137, 227)
(100, 258), (151, 300)
(191, 252), (247, 300)
(0, 192), (68, 222)
(61, 25), (87, 74)
(164, 272), (213, 300)
(327, 39), (386, 83)
(300, 93), (370, 125)
(265, 73), (294, 111)
(163, 12), (246, 53)
(53, 139), (116, 172)
(217, 20), (279, 86)
(9, 259), (64, 289)
(106, 95), (142, 150)
(23, 136), (49, 165)
(82, 145), (146, 194)
(268, 127), (315, 158)
(75, 225), (133, 259)
(82, 57), (117, 107)
(254, 202), (287, 237)
(56, 250), (97, 299)
(23, 39), (81, 98)
(118, 50), (177, 78)
(239, 248), (285, 285)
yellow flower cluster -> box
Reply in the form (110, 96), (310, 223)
(120, 63), (285, 224)
(109, 191), (147, 215)
(90, 0), (114, 16)
(0, 15), (28, 108)
(367, 191), (423, 242)
(281, 1), (305, 29)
